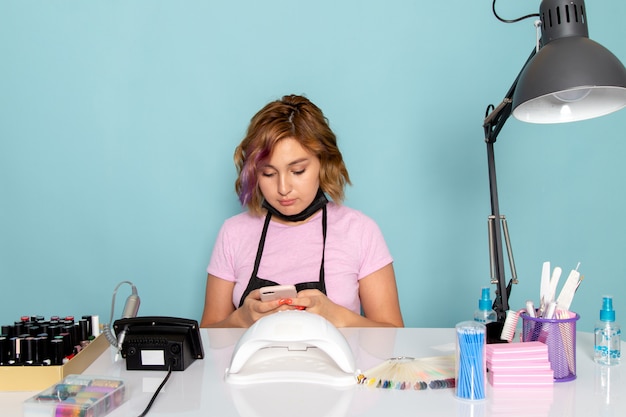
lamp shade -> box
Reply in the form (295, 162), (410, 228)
(512, 0), (626, 123)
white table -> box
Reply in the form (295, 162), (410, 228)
(2, 328), (624, 417)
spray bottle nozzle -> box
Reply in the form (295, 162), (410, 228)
(479, 287), (492, 311)
(600, 295), (616, 322)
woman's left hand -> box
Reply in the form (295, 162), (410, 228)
(291, 289), (347, 327)
(291, 263), (404, 328)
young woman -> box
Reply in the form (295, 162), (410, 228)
(200, 94), (403, 328)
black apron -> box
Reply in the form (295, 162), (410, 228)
(238, 206), (328, 307)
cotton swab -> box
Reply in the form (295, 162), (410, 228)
(455, 322), (486, 400)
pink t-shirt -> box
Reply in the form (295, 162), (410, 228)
(207, 203), (393, 314)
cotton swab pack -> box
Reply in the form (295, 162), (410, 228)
(455, 321), (486, 400)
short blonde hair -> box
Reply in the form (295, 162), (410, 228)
(234, 95), (351, 215)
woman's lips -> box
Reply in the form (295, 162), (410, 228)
(278, 199), (296, 207)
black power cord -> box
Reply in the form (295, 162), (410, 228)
(136, 362), (174, 417)
(492, 0), (540, 24)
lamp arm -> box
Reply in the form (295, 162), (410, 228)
(484, 98), (513, 144)
(482, 48), (536, 322)
(501, 216), (519, 285)
(483, 48), (536, 143)
(485, 141), (509, 322)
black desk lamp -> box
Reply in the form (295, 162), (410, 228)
(483, 0), (626, 325)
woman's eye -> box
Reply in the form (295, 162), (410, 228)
(261, 171), (275, 177)
(293, 169), (305, 175)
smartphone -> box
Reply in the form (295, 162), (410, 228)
(259, 285), (297, 302)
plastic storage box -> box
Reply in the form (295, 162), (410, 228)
(23, 374), (126, 417)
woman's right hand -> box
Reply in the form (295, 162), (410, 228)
(200, 274), (302, 328)
(235, 289), (297, 326)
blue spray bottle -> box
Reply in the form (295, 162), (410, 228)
(474, 287), (497, 324)
(594, 295), (621, 365)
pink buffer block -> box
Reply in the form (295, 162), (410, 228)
(486, 341), (548, 358)
(486, 341), (554, 388)
(487, 369), (554, 387)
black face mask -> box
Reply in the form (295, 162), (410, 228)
(262, 188), (328, 222)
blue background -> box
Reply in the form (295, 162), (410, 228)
(2, 0), (625, 333)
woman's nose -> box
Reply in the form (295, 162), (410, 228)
(277, 175), (291, 196)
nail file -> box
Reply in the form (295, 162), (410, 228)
(539, 262), (550, 312)
(547, 266), (562, 304)
(556, 269), (580, 311)
(538, 301), (557, 342)
(543, 301), (557, 319)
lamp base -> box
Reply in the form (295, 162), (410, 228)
(486, 321), (508, 344)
